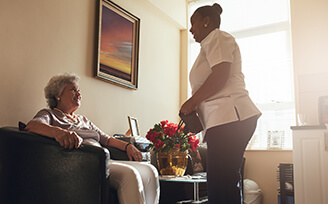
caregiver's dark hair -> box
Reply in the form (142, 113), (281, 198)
(194, 3), (223, 28)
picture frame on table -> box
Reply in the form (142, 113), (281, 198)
(95, 0), (140, 89)
(267, 130), (284, 149)
(128, 116), (140, 136)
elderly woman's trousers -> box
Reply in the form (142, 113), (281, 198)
(109, 160), (160, 204)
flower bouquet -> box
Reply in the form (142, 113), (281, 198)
(146, 120), (200, 176)
(146, 120), (199, 153)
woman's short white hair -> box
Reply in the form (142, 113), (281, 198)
(44, 72), (80, 109)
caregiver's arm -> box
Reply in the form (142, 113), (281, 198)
(180, 62), (231, 114)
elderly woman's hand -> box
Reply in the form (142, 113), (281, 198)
(25, 120), (82, 150)
(126, 144), (143, 161)
(54, 130), (83, 150)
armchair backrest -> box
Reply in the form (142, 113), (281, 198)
(0, 127), (108, 204)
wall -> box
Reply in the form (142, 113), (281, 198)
(0, 0), (187, 137)
(243, 0), (328, 204)
(146, 0), (187, 28)
(244, 151), (293, 204)
(291, 0), (328, 125)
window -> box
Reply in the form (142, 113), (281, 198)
(188, 0), (295, 150)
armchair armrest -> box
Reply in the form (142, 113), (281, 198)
(106, 147), (129, 161)
(0, 127), (108, 204)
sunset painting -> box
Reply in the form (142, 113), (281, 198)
(96, 0), (140, 89)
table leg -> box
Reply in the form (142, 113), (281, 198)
(176, 182), (208, 204)
(194, 182), (199, 201)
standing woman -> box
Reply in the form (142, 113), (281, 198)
(180, 3), (261, 204)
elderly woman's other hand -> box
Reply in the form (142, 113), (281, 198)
(25, 120), (82, 150)
(126, 144), (143, 161)
(55, 130), (83, 150)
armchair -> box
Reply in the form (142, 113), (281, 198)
(0, 126), (127, 204)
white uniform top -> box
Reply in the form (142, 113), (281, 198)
(190, 29), (261, 131)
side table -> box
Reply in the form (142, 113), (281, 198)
(159, 175), (208, 204)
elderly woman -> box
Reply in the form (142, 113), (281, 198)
(25, 72), (159, 204)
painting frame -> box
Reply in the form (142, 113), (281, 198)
(95, 0), (140, 89)
(128, 116), (140, 136)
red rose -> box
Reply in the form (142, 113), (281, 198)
(164, 122), (178, 137)
(146, 129), (154, 142)
(188, 136), (199, 151)
(160, 120), (168, 129)
(154, 139), (164, 149)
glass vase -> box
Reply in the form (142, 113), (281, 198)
(157, 149), (188, 176)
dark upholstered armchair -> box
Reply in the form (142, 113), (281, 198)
(0, 126), (128, 204)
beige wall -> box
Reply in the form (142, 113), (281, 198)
(244, 151), (293, 204)
(147, 0), (187, 28)
(244, 0), (328, 204)
(291, 0), (328, 125)
(0, 0), (186, 136)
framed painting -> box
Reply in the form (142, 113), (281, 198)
(95, 0), (140, 89)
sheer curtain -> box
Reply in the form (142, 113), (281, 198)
(188, 0), (295, 150)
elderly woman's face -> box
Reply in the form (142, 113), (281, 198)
(57, 82), (81, 111)
(189, 12), (207, 43)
